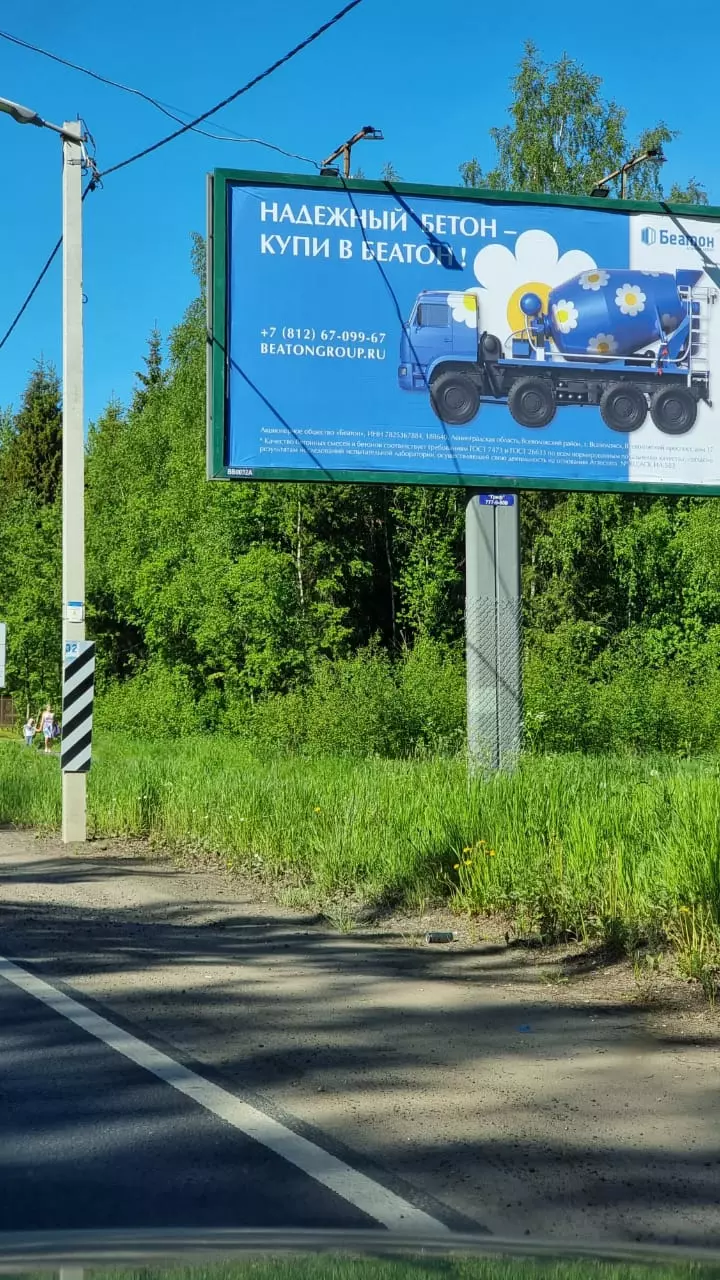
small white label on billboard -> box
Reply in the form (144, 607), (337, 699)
(0, 622), (6, 689)
(66, 601), (85, 623)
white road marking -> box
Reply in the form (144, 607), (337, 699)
(0, 954), (447, 1233)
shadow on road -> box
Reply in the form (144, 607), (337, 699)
(0, 847), (718, 1245)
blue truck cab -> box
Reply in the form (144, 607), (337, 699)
(398, 291), (478, 392)
(399, 273), (713, 436)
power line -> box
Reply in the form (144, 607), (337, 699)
(97, 0), (364, 179)
(0, 0), (365, 353)
(0, 27), (320, 167)
(0, 27), (180, 114)
(0, 235), (61, 353)
(0, 184), (96, 354)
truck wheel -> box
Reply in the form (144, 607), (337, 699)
(651, 386), (697, 435)
(508, 377), (556, 428)
(430, 371), (479, 425)
(600, 383), (647, 432)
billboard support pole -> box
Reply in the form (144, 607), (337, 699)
(465, 493), (522, 773)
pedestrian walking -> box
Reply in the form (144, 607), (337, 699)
(39, 704), (54, 754)
(23, 716), (36, 747)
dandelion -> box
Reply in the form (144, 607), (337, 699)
(463, 859), (472, 866)
(453, 863), (460, 870)
(313, 806), (322, 813)
(487, 849), (497, 857)
(679, 906), (691, 914)
(463, 846), (472, 853)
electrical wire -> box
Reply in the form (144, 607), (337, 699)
(337, 173), (464, 484)
(96, 0), (364, 179)
(0, 0), (365, 353)
(0, 27), (320, 167)
(0, 183), (96, 354)
(0, 235), (61, 353)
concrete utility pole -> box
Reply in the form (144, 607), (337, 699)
(61, 121), (87, 842)
(0, 99), (88, 840)
(465, 493), (523, 771)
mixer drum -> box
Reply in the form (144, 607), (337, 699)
(546, 269), (686, 357)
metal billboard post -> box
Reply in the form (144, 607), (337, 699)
(62, 120), (87, 843)
(465, 493), (522, 772)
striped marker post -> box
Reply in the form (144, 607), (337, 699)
(61, 641), (95, 773)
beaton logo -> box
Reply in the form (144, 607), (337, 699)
(639, 223), (714, 250)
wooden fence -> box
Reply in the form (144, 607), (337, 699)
(0, 696), (16, 728)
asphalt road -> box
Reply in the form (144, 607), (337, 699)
(0, 971), (389, 1234)
(0, 831), (718, 1245)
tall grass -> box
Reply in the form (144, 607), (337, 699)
(98, 1258), (720, 1280)
(2, 736), (720, 954)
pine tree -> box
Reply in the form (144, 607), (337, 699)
(132, 327), (165, 412)
(2, 361), (62, 505)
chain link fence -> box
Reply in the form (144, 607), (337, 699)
(466, 596), (523, 771)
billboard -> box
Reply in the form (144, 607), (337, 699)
(208, 170), (720, 494)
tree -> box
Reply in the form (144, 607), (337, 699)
(0, 497), (62, 711)
(460, 42), (702, 202)
(668, 177), (708, 205)
(131, 327), (165, 413)
(190, 230), (206, 293)
(2, 361), (62, 505)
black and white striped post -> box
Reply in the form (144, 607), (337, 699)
(61, 641), (95, 775)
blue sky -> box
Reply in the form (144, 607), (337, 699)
(1, 0), (719, 426)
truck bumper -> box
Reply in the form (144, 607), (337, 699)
(398, 364), (427, 391)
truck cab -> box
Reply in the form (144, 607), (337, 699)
(398, 291), (476, 392)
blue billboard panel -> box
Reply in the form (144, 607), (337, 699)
(209, 173), (720, 493)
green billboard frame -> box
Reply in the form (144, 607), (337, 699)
(207, 168), (720, 495)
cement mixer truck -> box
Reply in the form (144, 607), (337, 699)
(398, 268), (714, 434)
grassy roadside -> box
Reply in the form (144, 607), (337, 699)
(91, 1256), (720, 1280)
(1, 734), (719, 985)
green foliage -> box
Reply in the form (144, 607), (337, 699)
(0, 497), (61, 714)
(0, 361), (62, 504)
(2, 738), (720, 953)
(131, 327), (166, 413)
(0, 361), (63, 713)
(224, 639), (465, 759)
(668, 177), (708, 205)
(460, 42), (626, 195)
(94, 661), (207, 738)
(460, 41), (701, 202)
(524, 641), (720, 756)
